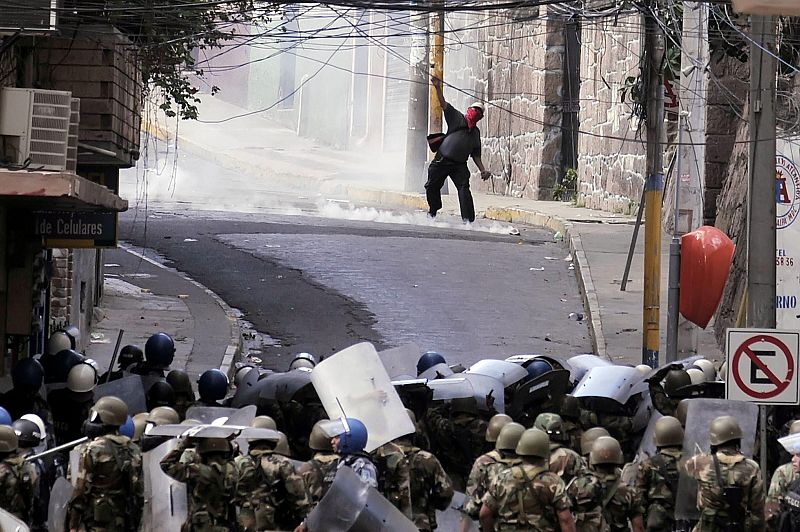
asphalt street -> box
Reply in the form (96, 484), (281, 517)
(120, 146), (592, 370)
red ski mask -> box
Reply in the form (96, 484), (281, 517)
(465, 107), (483, 129)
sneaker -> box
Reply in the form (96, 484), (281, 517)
(427, 211), (437, 219)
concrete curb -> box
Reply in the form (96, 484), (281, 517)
(118, 243), (243, 377)
(142, 120), (607, 359)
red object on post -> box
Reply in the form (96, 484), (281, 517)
(679, 226), (736, 328)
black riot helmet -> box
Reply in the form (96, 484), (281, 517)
(144, 332), (175, 368)
(146, 381), (176, 410)
(118, 345), (144, 370)
(11, 358), (44, 393)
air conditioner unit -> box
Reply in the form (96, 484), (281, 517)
(0, 88), (72, 171)
(0, 0), (59, 35)
(66, 98), (80, 172)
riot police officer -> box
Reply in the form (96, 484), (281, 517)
(129, 332), (175, 377)
(1, 358), (53, 435)
(49, 362), (97, 445)
(166, 369), (196, 419)
(297, 420), (340, 505)
(195, 368), (229, 407)
(98, 344), (143, 383)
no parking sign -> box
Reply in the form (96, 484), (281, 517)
(726, 328), (800, 405)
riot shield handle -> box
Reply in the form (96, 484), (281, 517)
(27, 436), (88, 461)
(101, 329), (125, 384)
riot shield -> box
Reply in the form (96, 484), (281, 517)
(631, 393), (653, 432)
(635, 410), (664, 458)
(428, 378), (474, 402)
(311, 342), (415, 452)
(419, 363), (453, 380)
(257, 370), (315, 402)
(780, 433), (800, 454)
(69, 449), (80, 486)
(47, 476), (72, 532)
(93, 375), (147, 414)
(460, 373), (505, 413)
(184, 406), (238, 425)
(230, 367), (262, 408)
(143, 439), (188, 531)
(436, 491), (478, 532)
(466, 360), (528, 388)
(147, 424), (280, 442)
(225, 405), (257, 426)
(572, 366), (647, 404)
(566, 354), (613, 383)
(0, 507), (28, 531)
(305, 466), (417, 532)
(506, 369), (571, 420)
(674, 398), (759, 521)
(378, 344), (421, 379)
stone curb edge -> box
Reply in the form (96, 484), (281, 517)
(118, 243), (243, 378)
(142, 120), (606, 360)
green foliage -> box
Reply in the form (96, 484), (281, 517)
(553, 168), (578, 202)
(96, 1), (278, 119)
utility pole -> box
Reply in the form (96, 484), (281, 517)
(429, 5), (447, 194)
(642, 2), (666, 367)
(747, 15), (777, 477)
(404, 8), (430, 192)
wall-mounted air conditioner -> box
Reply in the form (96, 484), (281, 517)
(0, 88), (72, 171)
(67, 98), (80, 172)
(0, 0), (59, 35)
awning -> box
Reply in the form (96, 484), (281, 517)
(0, 169), (127, 212)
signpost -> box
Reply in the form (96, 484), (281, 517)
(33, 210), (118, 248)
(726, 329), (800, 404)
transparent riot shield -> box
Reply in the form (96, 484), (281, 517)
(378, 344), (421, 380)
(47, 476), (72, 532)
(147, 424), (280, 442)
(506, 354), (576, 382)
(143, 439), (188, 531)
(0, 507), (28, 531)
(506, 369), (571, 421)
(305, 466), (417, 532)
(93, 375), (147, 414)
(68, 449), (80, 486)
(466, 360), (528, 388)
(631, 393), (653, 433)
(311, 342), (415, 452)
(230, 365), (262, 407)
(225, 405), (257, 427)
(419, 363), (454, 380)
(436, 491), (478, 532)
(566, 354), (613, 383)
(428, 378), (474, 402)
(572, 366), (647, 404)
(674, 398), (759, 521)
(184, 406), (238, 425)
(460, 373), (506, 413)
(635, 410), (664, 458)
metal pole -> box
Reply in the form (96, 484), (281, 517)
(27, 437), (88, 461)
(101, 329), (125, 384)
(642, 3), (666, 367)
(404, 8), (430, 192)
(666, 112), (687, 363)
(746, 15), (777, 479)
(621, 187), (646, 292)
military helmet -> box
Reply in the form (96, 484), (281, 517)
(275, 432), (291, 456)
(47, 331), (72, 355)
(534, 412), (565, 442)
(309, 420), (333, 452)
(654, 416), (684, 447)
(693, 359), (717, 381)
(166, 369), (194, 396)
(719, 362), (728, 381)
(11, 358), (44, 392)
(790, 420), (800, 435)
(67, 362), (98, 393)
(63, 325), (81, 349)
(589, 436), (624, 466)
(47, 349), (85, 384)
(496, 422), (526, 451)
(635, 364), (653, 374)
(580, 427), (610, 456)
(675, 399), (691, 427)
(451, 396), (479, 416)
(485, 414), (513, 443)
(20, 414), (46, 443)
(144, 332), (175, 368)
(515, 428), (550, 458)
(132, 413), (149, 441)
(196, 437), (232, 455)
(234, 365), (255, 387)
(250, 416), (277, 430)
(560, 395), (580, 420)
(89, 396), (128, 427)
(417, 351), (446, 376)
(12, 418), (42, 448)
(118, 345), (144, 369)
(198, 369), (228, 401)
(0, 426), (19, 453)
(289, 352), (316, 371)
(147, 381), (176, 408)
(709, 415), (742, 446)
(664, 369), (692, 396)
(147, 406), (180, 426)
(686, 368), (705, 385)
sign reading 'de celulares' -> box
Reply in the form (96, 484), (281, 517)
(33, 210), (117, 248)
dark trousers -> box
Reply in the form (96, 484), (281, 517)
(425, 156), (475, 222)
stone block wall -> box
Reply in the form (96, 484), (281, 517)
(444, 10), (565, 200)
(576, 14), (646, 214)
(49, 248), (99, 349)
(49, 249), (73, 330)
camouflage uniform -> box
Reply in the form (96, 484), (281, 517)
(398, 439), (453, 530)
(648, 378), (679, 417)
(685, 448), (765, 531)
(426, 404), (488, 487)
(298, 452), (340, 504)
(68, 434), (143, 531)
(580, 411), (634, 449)
(0, 452), (37, 522)
(550, 444), (585, 484)
(566, 468), (605, 532)
(562, 418), (583, 454)
(594, 468), (645, 531)
(463, 449), (519, 519)
(767, 462), (800, 529)
(160, 441), (239, 531)
(235, 448), (310, 531)
(482, 463), (571, 531)
(636, 448), (681, 531)
(373, 441), (412, 517)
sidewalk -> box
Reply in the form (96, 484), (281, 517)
(144, 96), (723, 366)
(86, 245), (241, 380)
